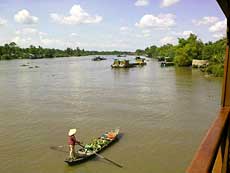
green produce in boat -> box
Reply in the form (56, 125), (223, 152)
(64, 129), (120, 166)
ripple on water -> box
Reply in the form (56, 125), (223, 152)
(0, 57), (221, 173)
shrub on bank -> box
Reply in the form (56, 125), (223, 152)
(206, 64), (224, 77)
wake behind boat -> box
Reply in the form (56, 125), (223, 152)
(64, 129), (120, 166)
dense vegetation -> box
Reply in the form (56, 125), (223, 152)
(0, 34), (226, 77)
(0, 42), (131, 60)
(142, 34), (226, 77)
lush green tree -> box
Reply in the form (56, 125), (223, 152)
(145, 45), (158, 58)
(135, 49), (145, 55)
(204, 38), (226, 76)
(174, 47), (192, 66)
(144, 33), (226, 76)
(158, 44), (175, 58)
(202, 42), (214, 60)
(174, 34), (204, 66)
(0, 43), (133, 60)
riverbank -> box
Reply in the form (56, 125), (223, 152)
(141, 34), (226, 77)
(0, 42), (132, 60)
(1, 37), (225, 78)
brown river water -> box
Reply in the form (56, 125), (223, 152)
(0, 56), (222, 173)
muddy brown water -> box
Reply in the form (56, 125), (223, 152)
(0, 56), (222, 173)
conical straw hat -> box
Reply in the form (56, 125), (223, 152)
(68, 129), (77, 136)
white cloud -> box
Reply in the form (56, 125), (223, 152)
(142, 30), (151, 37)
(209, 19), (227, 39)
(14, 9), (38, 24)
(135, 13), (176, 30)
(209, 19), (227, 33)
(12, 36), (32, 45)
(15, 28), (48, 38)
(170, 30), (195, 40)
(11, 34), (63, 48)
(101, 40), (131, 50)
(135, 31), (151, 38)
(135, 0), (149, 6)
(192, 17), (226, 40)
(0, 17), (7, 26)
(70, 33), (79, 37)
(161, 0), (180, 7)
(39, 32), (48, 36)
(11, 28), (61, 48)
(39, 34), (81, 48)
(181, 30), (194, 36)
(40, 37), (61, 46)
(120, 26), (129, 32)
(175, 30), (194, 38)
(50, 5), (102, 25)
(193, 16), (219, 26)
(160, 36), (177, 45)
(16, 28), (38, 35)
(213, 33), (225, 39)
(11, 36), (20, 43)
(11, 27), (81, 49)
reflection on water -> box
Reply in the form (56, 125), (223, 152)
(0, 56), (222, 173)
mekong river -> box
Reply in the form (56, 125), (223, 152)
(0, 56), (221, 173)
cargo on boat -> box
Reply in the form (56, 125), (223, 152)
(134, 57), (147, 66)
(64, 129), (120, 166)
(111, 59), (136, 68)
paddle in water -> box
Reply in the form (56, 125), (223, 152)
(78, 143), (123, 168)
(50, 144), (123, 168)
(50, 146), (68, 153)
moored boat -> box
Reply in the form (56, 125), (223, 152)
(92, 56), (107, 61)
(111, 59), (136, 68)
(134, 57), (147, 65)
(117, 54), (126, 57)
(160, 61), (174, 67)
(64, 129), (120, 166)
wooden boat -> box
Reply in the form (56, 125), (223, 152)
(117, 54), (126, 57)
(160, 61), (174, 67)
(134, 57), (147, 65)
(111, 59), (136, 68)
(64, 129), (120, 166)
(92, 56), (107, 61)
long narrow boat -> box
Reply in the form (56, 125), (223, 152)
(64, 129), (120, 166)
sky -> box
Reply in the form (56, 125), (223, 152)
(0, 0), (227, 51)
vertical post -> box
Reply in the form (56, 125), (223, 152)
(220, 117), (230, 173)
(222, 18), (230, 107)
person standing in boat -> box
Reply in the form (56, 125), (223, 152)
(68, 129), (80, 159)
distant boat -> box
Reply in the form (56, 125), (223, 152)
(111, 59), (136, 68)
(134, 57), (147, 66)
(117, 54), (126, 57)
(159, 57), (174, 67)
(160, 61), (174, 67)
(158, 56), (173, 62)
(157, 56), (165, 62)
(92, 56), (107, 61)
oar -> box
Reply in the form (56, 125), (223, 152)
(50, 145), (123, 168)
(50, 146), (68, 153)
(78, 143), (123, 168)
